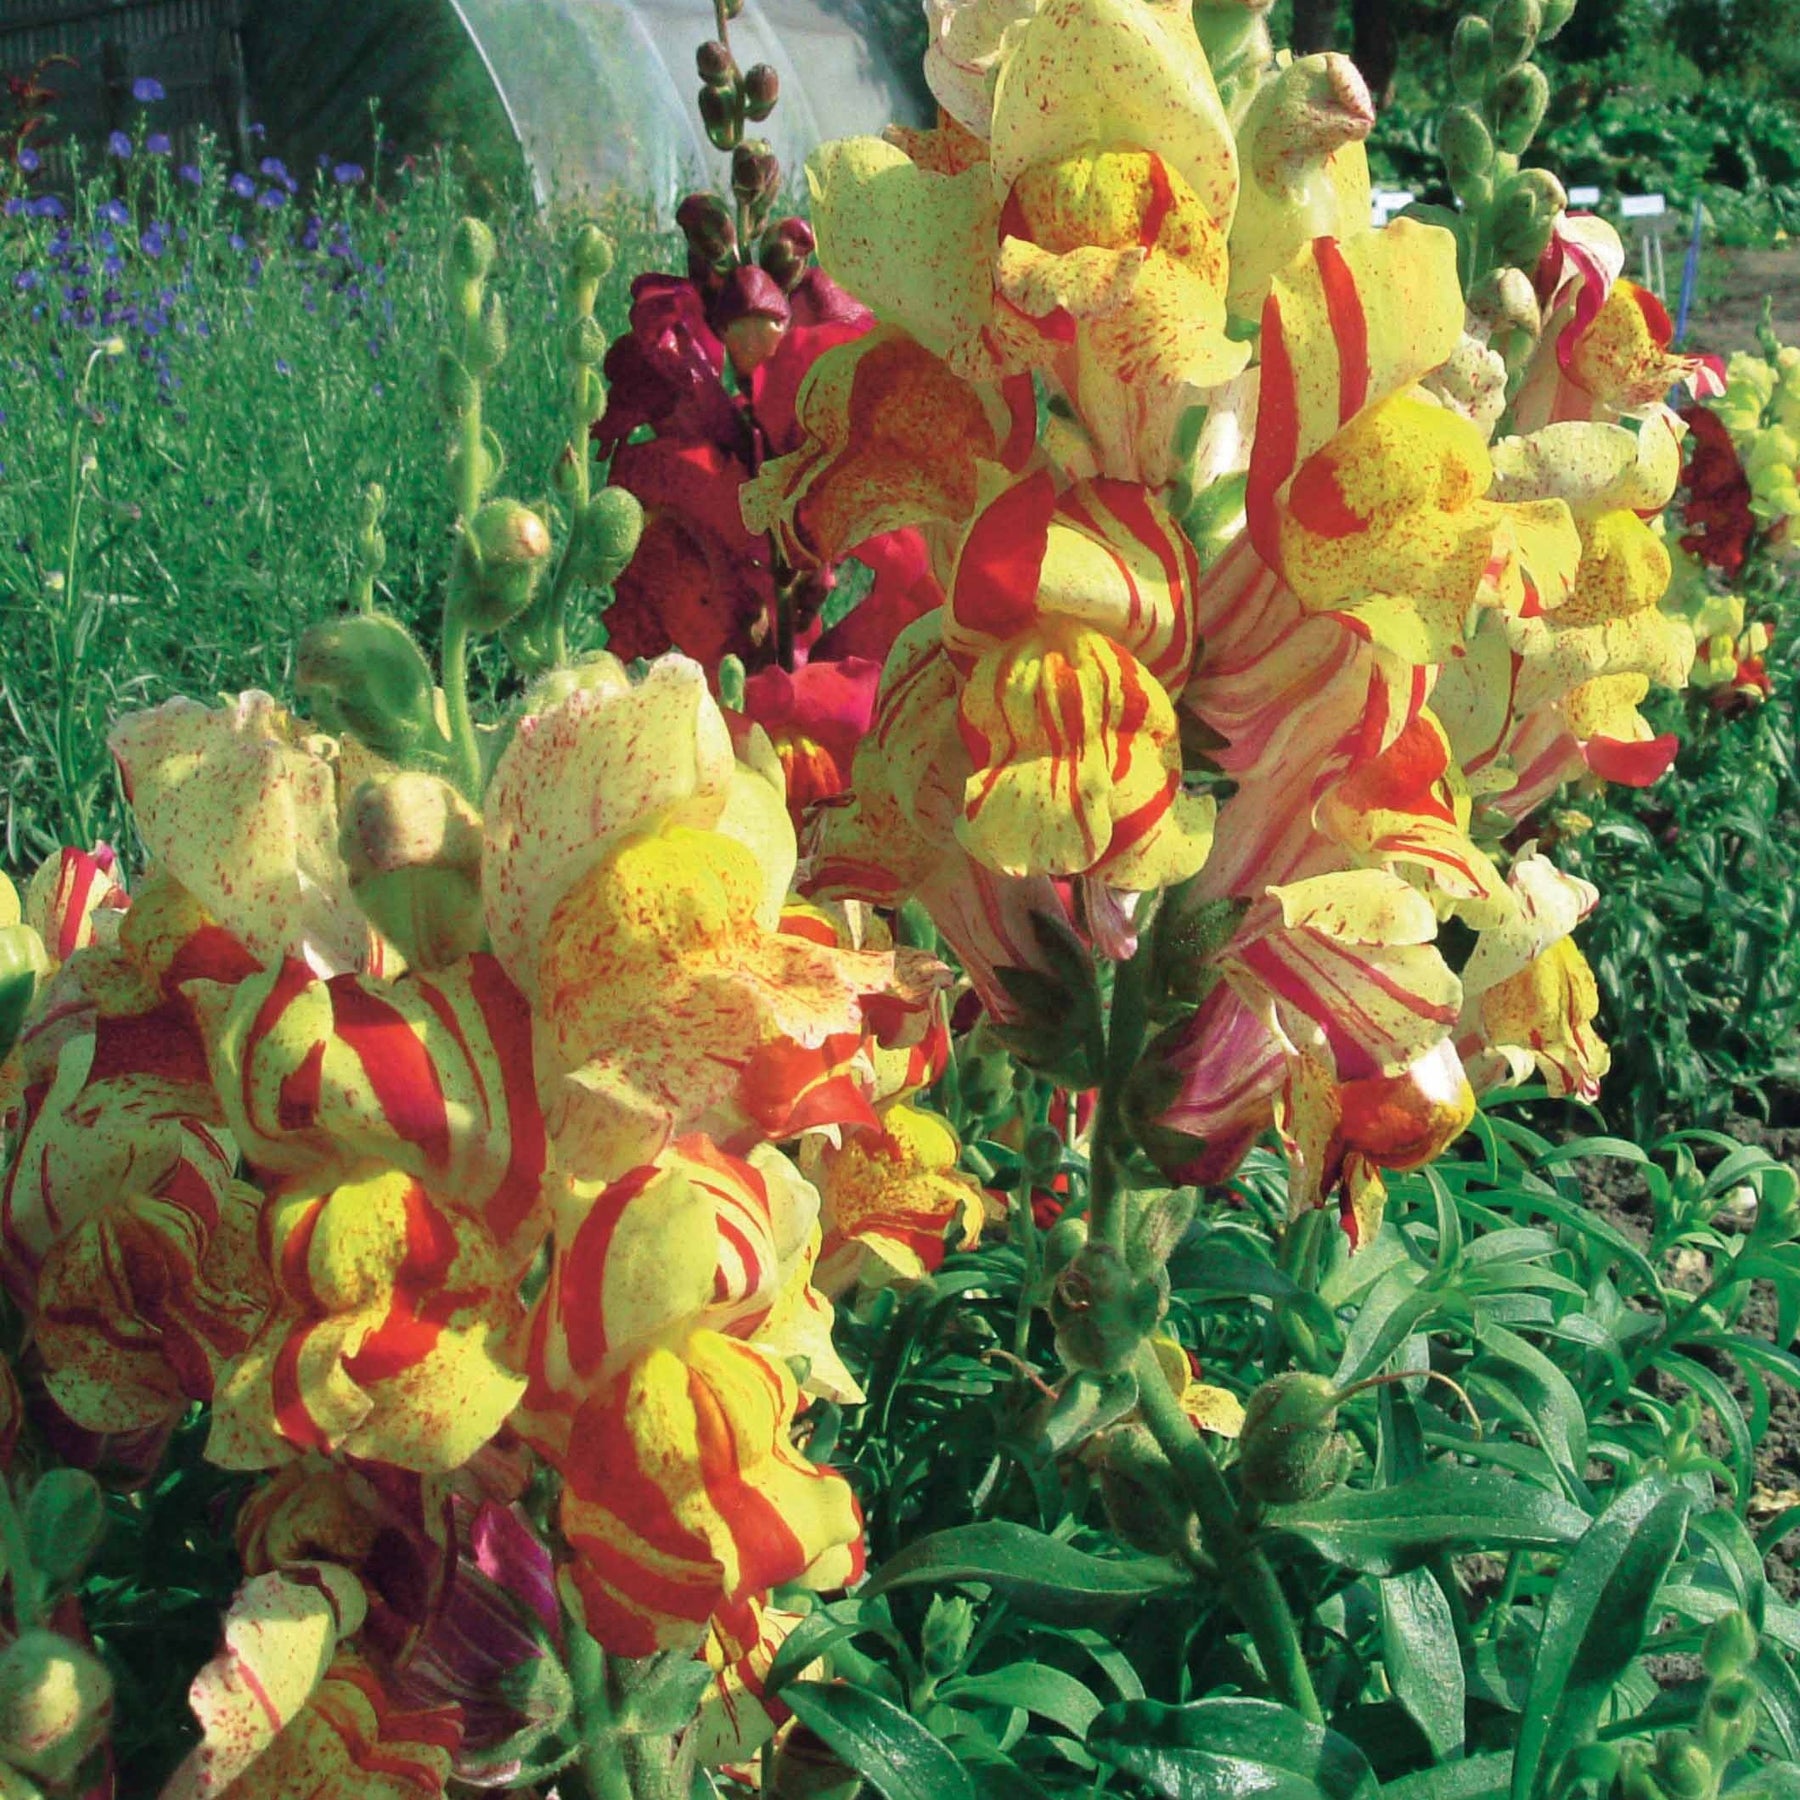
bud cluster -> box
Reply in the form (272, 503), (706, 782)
(1441, 0), (1572, 284)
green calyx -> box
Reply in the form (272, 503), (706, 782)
(1236, 1372), (1352, 1505)
(1050, 1242), (1171, 1376)
(296, 613), (443, 764)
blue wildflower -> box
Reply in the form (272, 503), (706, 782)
(275, 357), (291, 375)
(179, 163), (202, 186)
(228, 232), (246, 252)
(140, 223), (167, 258)
(257, 188), (287, 210)
(146, 132), (171, 156)
(333, 162), (365, 186)
(228, 172), (255, 199)
(15, 147), (39, 173)
(131, 76), (165, 103)
(13, 270), (39, 291)
(97, 198), (129, 226)
(29, 195), (65, 219)
(107, 130), (133, 160)
(1, 199), (22, 219)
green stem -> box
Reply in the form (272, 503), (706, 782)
(442, 346), (486, 797)
(1087, 952), (1150, 1254)
(1132, 1341), (1323, 1723)
(582, 1739), (636, 1800)
(0, 1477), (42, 1629)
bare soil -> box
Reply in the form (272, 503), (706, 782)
(1687, 246), (1800, 354)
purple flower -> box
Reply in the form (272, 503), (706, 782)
(132, 76), (165, 103)
(1, 199), (21, 218)
(140, 223), (167, 258)
(227, 232), (246, 252)
(333, 162), (365, 187)
(97, 198), (129, 227)
(274, 357), (290, 375)
(256, 187), (287, 210)
(258, 155), (295, 191)
(228, 172), (255, 199)
(146, 132), (171, 156)
(107, 130), (133, 160)
(13, 270), (39, 291)
(248, 121), (266, 140)
(16, 147), (39, 173)
(29, 195), (65, 220)
(178, 162), (202, 186)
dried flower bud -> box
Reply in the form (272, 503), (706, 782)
(744, 62), (780, 120)
(0, 1631), (113, 1783)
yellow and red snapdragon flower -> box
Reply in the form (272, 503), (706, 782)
(514, 1136), (863, 1660)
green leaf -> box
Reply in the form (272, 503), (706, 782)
(1379, 1567), (1466, 1757)
(1510, 1473), (1694, 1800)
(1091, 1697), (1377, 1800)
(1468, 1321), (1590, 1490)
(1267, 1467), (1589, 1574)
(1382, 1750), (1514, 1800)
(784, 1681), (976, 1800)
(939, 1664), (1102, 1738)
(861, 1523), (1189, 1624)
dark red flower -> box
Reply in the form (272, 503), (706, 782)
(1679, 404), (1757, 577)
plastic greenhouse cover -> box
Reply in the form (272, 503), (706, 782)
(448, 0), (926, 212)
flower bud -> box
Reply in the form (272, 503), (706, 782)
(676, 191), (737, 267)
(1492, 63), (1549, 153)
(574, 486), (645, 589)
(563, 315), (608, 368)
(731, 139), (780, 207)
(24, 1470), (106, 1593)
(759, 215), (815, 291)
(920, 1595), (976, 1682)
(1467, 264), (1542, 335)
(1439, 105), (1495, 185)
(1247, 54), (1375, 194)
(452, 499), (554, 633)
(436, 348), (478, 421)
(1237, 1372), (1353, 1505)
(467, 291), (508, 376)
(1702, 1610), (1759, 1682)
(1492, 168), (1566, 271)
(1092, 1423), (1192, 1555)
(447, 216), (497, 284)
(696, 39), (736, 86)
(0, 925), (48, 1062)
(1540, 0), (1576, 36)
(1653, 1738), (1715, 1800)
(342, 772), (487, 968)
(698, 82), (741, 151)
(568, 221), (614, 285)
(1491, 0), (1543, 66)
(1450, 16), (1493, 99)
(744, 63), (780, 121)
(1050, 1243), (1170, 1376)
(296, 613), (440, 762)
(355, 482), (387, 575)
(0, 1631), (113, 1783)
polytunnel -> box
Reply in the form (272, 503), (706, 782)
(238, 0), (929, 213)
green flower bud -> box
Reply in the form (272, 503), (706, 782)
(0, 925), (48, 1062)
(1492, 63), (1549, 153)
(568, 222), (614, 285)
(436, 349), (478, 422)
(467, 292), (508, 376)
(1702, 1610), (1760, 1681)
(1491, 0), (1543, 67)
(1700, 1673), (1760, 1766)
(0, 1631), (113, 1784)
(447, 216), (497, 285)
(1491, 168), (1566, 271)
(574, 487), (644, 589)
(744, 63), (780, 121)
(1050, 1243), (1169, 1376)
(24, 1471), (106, 1594)
(1237, 1372), (1353, 1505)
(1467, 265), (1542, 335)
(296, 613), (440, 762)
(1450, 16), (1494, 98)
(1092, 1423), (1192, 1555)
(563, 316), (608, 369)
(1041, 1215), (1089, 1278)
(698, 83), (741, 152)
(1539, 0), (1576, 35)
(452, 500), (554, 634)
(355, 482), (387, 577)
(1653, 1737), (1715, 1800)
(1439, 105), (1495, 185)
(920, 1595), (976, 1682)
(342, 772), (487, 968)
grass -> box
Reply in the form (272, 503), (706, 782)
(0, 129), (674, 866)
